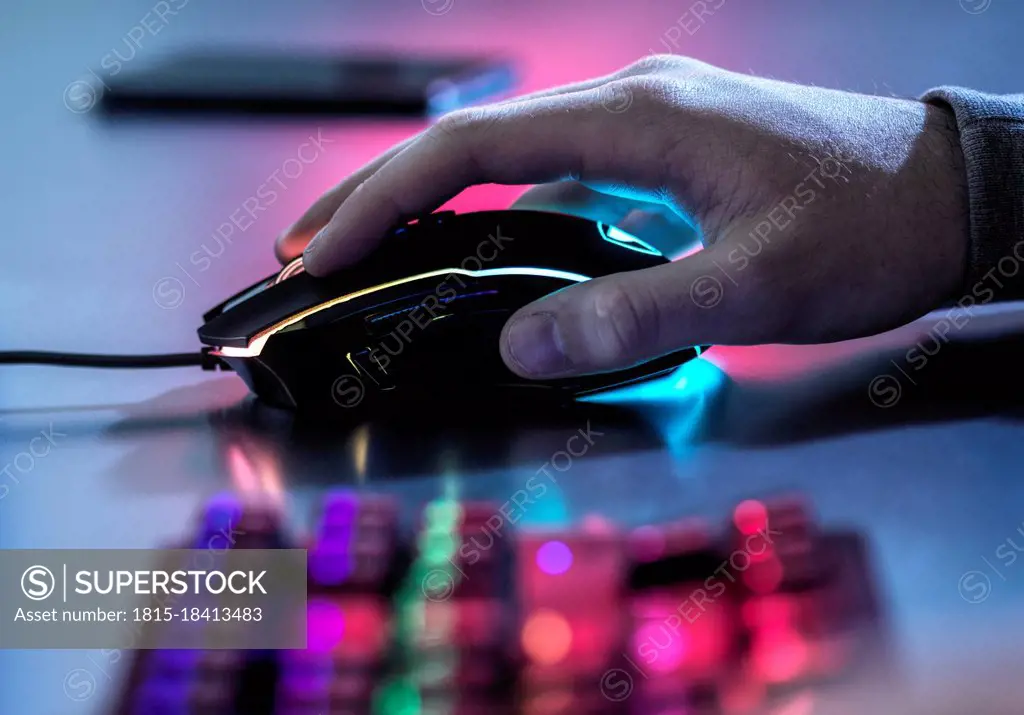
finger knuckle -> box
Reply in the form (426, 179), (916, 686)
(628, 54), (686, 74)
(431, 108), (485, 139)
(589, 280), (660, 363)
(635, 75), (685, 106)
(606, 76), (683, 118)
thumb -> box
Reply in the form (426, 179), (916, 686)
(498, 249), (781, 378)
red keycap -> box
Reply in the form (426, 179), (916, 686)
(625, 518), (739, 701)
(629, 588), (735, 684)
(517, 531), (628, 689)
(519, 532), (626, 611)
(740, 591), (849, 686)
(730, 497), (821, 593)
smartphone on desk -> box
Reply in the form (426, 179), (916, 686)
(97, 50), (517, 118)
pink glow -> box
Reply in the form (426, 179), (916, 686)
(633, 620), (688, 673)
(306, 598), (345, 653)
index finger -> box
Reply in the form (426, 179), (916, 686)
(302, 83), (659, 275)
(274, 69), (649, 263)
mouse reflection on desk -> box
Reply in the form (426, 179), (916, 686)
(199, 210), (706, 415)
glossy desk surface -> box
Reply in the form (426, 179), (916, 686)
(2, 1), (1023, 713)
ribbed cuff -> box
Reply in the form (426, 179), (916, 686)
(921, 87), (1024, 300)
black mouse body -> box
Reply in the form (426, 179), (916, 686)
(198, 210), (702, 413)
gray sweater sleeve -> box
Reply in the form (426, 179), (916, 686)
(921, 87), (1024, 300)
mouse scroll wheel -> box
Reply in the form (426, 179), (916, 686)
(273, 257), (306, 284)
(396, 211), (456, 234)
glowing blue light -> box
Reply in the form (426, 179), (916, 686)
(427, 66), (518, 117)
(582, 356), (722, 404)
(598, 223), (662, 256)
(582, 357), (726, 470)
(516, 481), (568, 527)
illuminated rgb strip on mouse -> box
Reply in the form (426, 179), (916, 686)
(598, 222), (661, 256)
(215, 266), (591, 358)
(273, 257), (307, 284)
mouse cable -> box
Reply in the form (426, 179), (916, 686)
(0, 348), (227, 370)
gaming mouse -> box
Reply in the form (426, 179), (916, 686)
(198, 210), (703, 413)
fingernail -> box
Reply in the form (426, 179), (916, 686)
(303, 229), (326, 265)
(505, 312), (571, 376)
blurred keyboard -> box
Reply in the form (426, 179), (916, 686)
(111, 493), (886, 715)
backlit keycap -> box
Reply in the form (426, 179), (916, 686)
(309, 491), (399, 593)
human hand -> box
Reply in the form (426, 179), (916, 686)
(276, 55), (969, 379)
